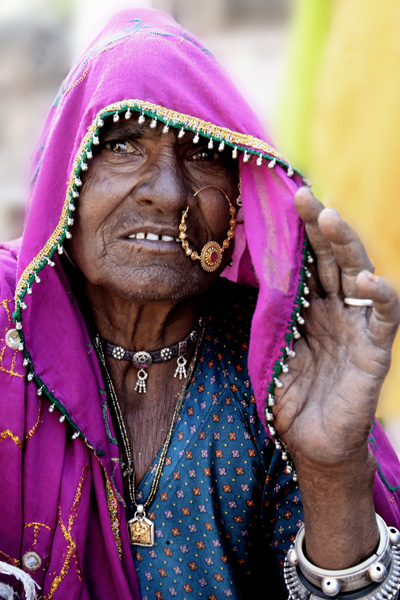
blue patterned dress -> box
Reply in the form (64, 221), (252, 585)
(128, 280), (304, 599)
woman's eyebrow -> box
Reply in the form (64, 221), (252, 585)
(102, 122), (148, 140)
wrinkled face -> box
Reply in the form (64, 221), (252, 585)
(69, 118), (239, 301)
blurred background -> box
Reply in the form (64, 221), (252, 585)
(0, 0), (399, 449)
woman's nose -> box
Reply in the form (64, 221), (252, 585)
(133, 150), (189, 214)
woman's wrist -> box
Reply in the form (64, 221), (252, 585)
(296, 451), (378, 569)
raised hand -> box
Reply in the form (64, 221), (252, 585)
(273, 187), (400, 470)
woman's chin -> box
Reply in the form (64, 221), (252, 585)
(85, 261), (215, 303)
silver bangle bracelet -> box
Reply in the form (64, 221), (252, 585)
(284, 514), (400, 599)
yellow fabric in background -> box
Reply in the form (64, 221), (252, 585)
(275, 0), (333, 173)
(277, 0), (400, 418)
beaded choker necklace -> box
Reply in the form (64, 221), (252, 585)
(99, 316), (204, 393)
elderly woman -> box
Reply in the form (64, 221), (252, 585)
(0, 9), (399, 600)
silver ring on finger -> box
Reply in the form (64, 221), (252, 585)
(344, 297), (374, 307)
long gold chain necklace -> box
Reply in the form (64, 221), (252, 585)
(95, 322), (205, 547)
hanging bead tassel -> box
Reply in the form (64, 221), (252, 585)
(135, 368), (148, 394)
(174, 356), (187, 380)
(293, 327), (301, 340)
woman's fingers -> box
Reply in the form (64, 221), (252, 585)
(294, 187), (330, 254)
(294, 187), (340, 295)
(318, 208), (374, 298)
(355, 271), (400, 348)
(295, 187), (374, 298)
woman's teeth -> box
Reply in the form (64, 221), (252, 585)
(128, 233), (180, 242)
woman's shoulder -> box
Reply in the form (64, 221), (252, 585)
(206, 278), (258, 378)
(206, 277), (258, 410)
(208, 277), (258, 334)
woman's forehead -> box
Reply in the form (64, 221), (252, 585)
(101, 118), (180, 142)
(100, 117), (210, 146)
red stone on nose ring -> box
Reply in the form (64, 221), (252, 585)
(179, 186), (236, 273)
(199, 241), (223, 272)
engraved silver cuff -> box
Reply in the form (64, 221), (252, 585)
(284, 514), (400, 599)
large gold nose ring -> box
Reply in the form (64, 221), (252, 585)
(178, 185), (236, 273)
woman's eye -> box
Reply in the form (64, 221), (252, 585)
(189, 148), (219, 162)
(104, 140), (136, 154)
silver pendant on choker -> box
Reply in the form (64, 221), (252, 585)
(174, 355), (187, 379)
(134, 368), (148, 393)
(132, 351), (152, 394)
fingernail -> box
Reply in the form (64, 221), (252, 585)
(367, 272), (378, 282)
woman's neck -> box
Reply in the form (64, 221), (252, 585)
(83, 280), (204, 351)
(83, 280), (207, 485)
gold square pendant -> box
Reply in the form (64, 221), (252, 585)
(128, 514), (155, 547)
